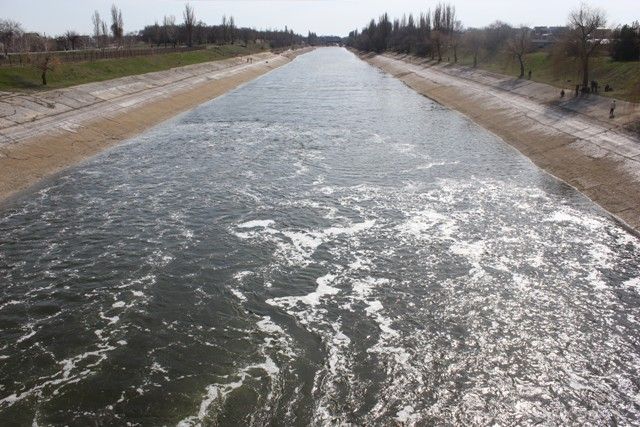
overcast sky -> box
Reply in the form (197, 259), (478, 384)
(2, 0), (638, 37)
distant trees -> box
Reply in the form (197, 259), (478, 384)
(463, 28), (485, 67)
(506, 26), (532, 78)
(92, 11), (102, 42)
(0, 19), (24, 56)
(346, 1), (639, 89)
(432, 3), (457, 62)
(566, 3), (607, 88)
(415, 12), (431, 56)
(110, 4), (124, 46)
(347, 3), (462, 61)
(163, 15), (177, 48)
(101, 21), (109, 47)
(308, 31), (319, 46)
(65, 31), (80, 50)
(450, 20), (464, 62)
(183, 3), (195, 47)
(611, 23), (640, 61)
(139, 17), (302, 49)
(150, 21), (161, 47)
(389, 14), (417, 54)
(92, 10), (110, 49)
(484, 21), (513, 57)
(221, 16), (236, 44)
(2, 4), (306, 59)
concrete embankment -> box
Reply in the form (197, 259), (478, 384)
(0, 48), (312, 203)
(360, 51), (640, 232)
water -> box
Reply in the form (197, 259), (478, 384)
(1, 48), (639, 425)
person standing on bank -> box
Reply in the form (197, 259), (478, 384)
(610, 100), (616, 118)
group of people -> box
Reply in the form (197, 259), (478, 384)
(558, 85), (617, 119)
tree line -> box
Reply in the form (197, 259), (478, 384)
(139, 16), (304, 50)
(346, 2), (640, 90)
(0, 2), (307, 56)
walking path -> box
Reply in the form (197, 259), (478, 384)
(363, 52), (640, 232)
(0, 49), (311, 203)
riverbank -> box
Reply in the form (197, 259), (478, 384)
(0, 48), (312, 203)
(458, 51), (640, 103)
(0, 43), (271, 92)
(358, 51), (640, 232)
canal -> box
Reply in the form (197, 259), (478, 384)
(1, 47), (639, 425)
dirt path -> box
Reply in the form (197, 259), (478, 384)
(361, 52), (640, 232)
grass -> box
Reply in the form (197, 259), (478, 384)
(0, 43), (269, 92)
(456, 51), (640, 103)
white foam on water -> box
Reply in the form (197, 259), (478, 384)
(234, 218), (375, 266)
(547, 208), (605, 230)
(622, 277), (640, 292)
(0, 300), (21, 311)
(238, 220), (276, 229)
(267, 273), (339, 308)
(0, 342), (117, 408)
(294, 159), (309, 176)
(256, 316), (286, 335)
(179, 315), (295, 426)
(178, 372), (256, 427)
(230, 289), (247, 302)
(233, 271), (252, 281)
(151, 362), (168, 374)
(116, 274), (156, 290)
(416, 161), (458, 170)
(16, 327), (38, 344)
(396, 405), (421, 424)
(324, 219), (376, 236)
(99, 312), (119, 325)
(396, 209), (457, 241)
(280, 231), (325, 262)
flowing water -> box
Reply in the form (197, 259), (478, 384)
(1, 48), (639, 425)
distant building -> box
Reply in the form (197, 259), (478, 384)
(531, 26), (569, 48)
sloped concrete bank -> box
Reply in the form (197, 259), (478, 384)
(360, 51), (640, 232)
(0, 48), (312, 203)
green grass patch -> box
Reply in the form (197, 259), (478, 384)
(456, 51), (640, 102)
(0, 43), (269, 92)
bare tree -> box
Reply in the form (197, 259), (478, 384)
(432, 3), (455, 62)
(36, 55), (60, 85)
(506, 26), (532, 78)
(183, 3), (196, 47)
(163, 15), (176, 48)
(567, 3), (607, 89)
(221, 16), (228, 44)
(0, 19), (24, 56)
(92, 11), (101, 44)
(432, 5), (444, 61)
(101, 21), (109, 49)
(485, 20), (512, 56)
(152, 21), (161, 47)
(464, 28), (485, 67)
(228, 16), (236, 44)
(110, 4), (124, 46)
(450, 20), (463, 62)
(65, 30), (80, 50)
(417, 11), (432, 58)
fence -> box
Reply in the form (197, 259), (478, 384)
(0, 45), (207, 67)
